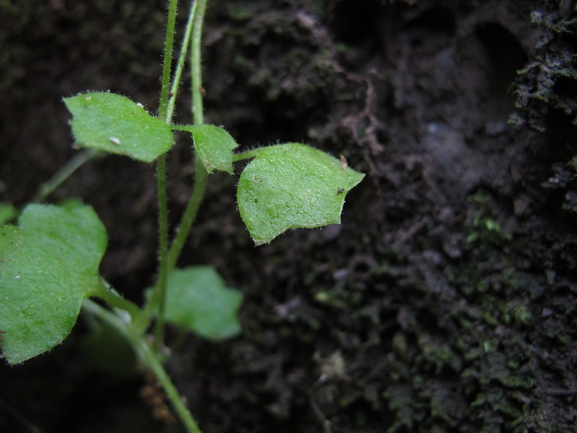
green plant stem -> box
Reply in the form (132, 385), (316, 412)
(191, 0), (208, 126)
(31, 0), (192, 206)
(159, 0), (179, 122)
(168, 157), (208, 270)
(232, 148), (261, 162)
(93, 278), (143, 323)
(166, 0), (209, 269)
(167, 1), (197, 122)
(154, 0), (180, 352)
(154, 157), (169, 351)
(31, 149), (101, 203)
(82, 300), (202, 433)
(82, 299), (132, 336)
(137, 335), (202, 433)
(135, 0), (197, 334)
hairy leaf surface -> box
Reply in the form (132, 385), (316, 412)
(237, 143), (365, 245)
(0, 204), (107, 364)
(64, 92), (174, 163)
(176, 124), (239, 174)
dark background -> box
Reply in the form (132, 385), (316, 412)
(2, 0), (577, 431)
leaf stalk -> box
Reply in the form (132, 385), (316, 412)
(168, 0), (209, 270)
(93, 278), (144, 323)
(191, 0), (208, 126)
(232, 148), (262, 162)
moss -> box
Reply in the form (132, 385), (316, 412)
(511, 0), (577, 130)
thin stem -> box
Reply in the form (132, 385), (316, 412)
(137, 337), (202, 433)
(136, 194), (192, 327)
(31, 149), (101, 203)
(168, 156), (207, 270)
(82, 299), (202, 433)
(153, 0), (180, 351)
(166, 0), (209, 269)
(159, 0), (179, 121)
(154, 157), (169, 351)
(92, 278), (144, 323)
(232, 148), (261, 162)
(135, 0), (197, 335)
(82, 299), (132, 333)
(191, 0), (208, 126)
(167, 1), (197, 122)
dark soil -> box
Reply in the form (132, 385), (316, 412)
(2, 0), (577, 432)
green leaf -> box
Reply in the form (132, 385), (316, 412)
(164, 266), (243, 340)
(0, 204), (107, 364)
(175, 124), (239, 173)
(64, 92), (174, 163)
(58, 197), (85, 210)
(0, 203), (17, 224)
(237, 143), (365, 245)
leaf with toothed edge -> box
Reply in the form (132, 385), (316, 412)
(237, 143), (365, 245)
(0, 204), (107, 364)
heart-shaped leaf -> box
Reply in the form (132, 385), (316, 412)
(164, 266), (243, 340)
(175, 124), (239, 174)
(64, 92), (174, 163)
(0, 204), (107, 364)
(237, 143), (365, 245)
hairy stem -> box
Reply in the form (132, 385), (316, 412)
(167, 0), (209, 269)
(168, 156), (207, 270)
(153, 0), (179, 351)
(159, 0), (179, 121)
(154, 157), (169, 350)
(191, 0), (208, 126)
(136, 0), (199, 334)
(167, 1), (197, 122)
